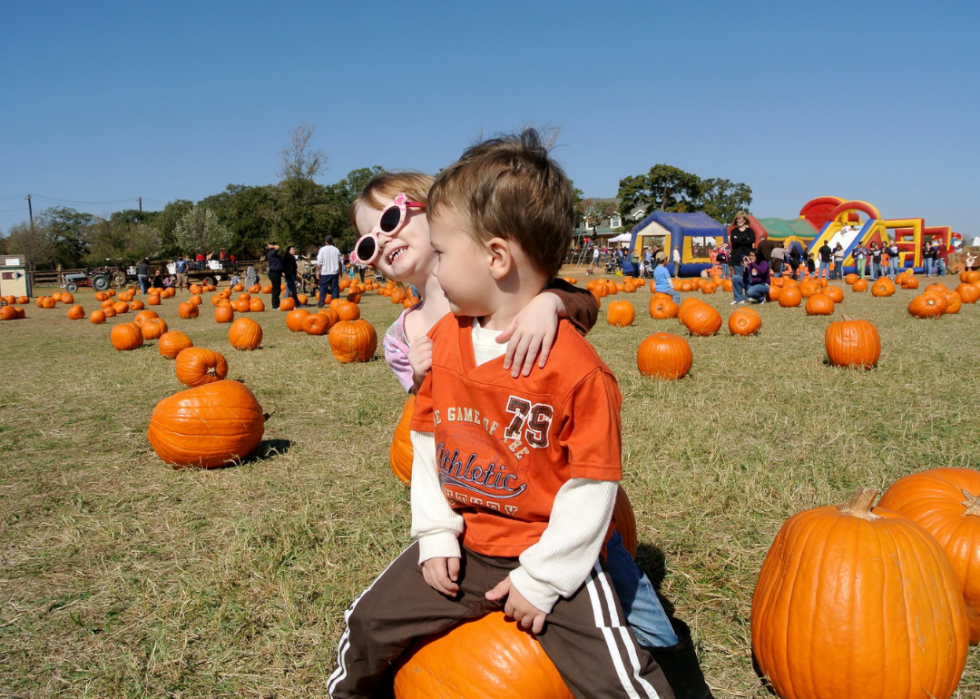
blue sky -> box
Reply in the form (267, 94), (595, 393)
(2, 1), (977, 235)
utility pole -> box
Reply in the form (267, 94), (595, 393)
(138, 197), (142, 212)
(26, 194), (33, 229)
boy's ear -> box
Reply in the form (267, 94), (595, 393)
(486, 238), (513, 280)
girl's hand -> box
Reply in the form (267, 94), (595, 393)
(408, 335), (433, 386)
(497, 293), (563, 378)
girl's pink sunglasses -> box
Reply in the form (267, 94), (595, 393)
(354, 193), (426, 266)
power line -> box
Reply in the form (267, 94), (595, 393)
(29, 194), (141, 206)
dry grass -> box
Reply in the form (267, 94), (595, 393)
(1, 272), (979, 697)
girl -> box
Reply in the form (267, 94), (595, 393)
(349, 171), (710, 697)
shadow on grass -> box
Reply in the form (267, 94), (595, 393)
(635, 541), (674, 617)
(200, 439), (294, 470)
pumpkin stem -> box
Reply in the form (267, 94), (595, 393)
(841, 314), (853, 322)
(961, 489), (980, 517)
(840, 488), (880, 520)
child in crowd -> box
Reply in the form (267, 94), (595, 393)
(330, 131), (710, 698)
(805, 253), (816, 277)
(653, 251), (681, 304)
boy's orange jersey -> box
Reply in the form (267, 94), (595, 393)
(411, 315), (622, 558)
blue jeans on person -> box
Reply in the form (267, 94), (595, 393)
(721, 262), (729, 279)
(138, 275), (149, 294)
(936, 259), (947, 277)
(318, 274), (340, 306)
(605, 531), (679, 648)
(284, 274), (298, 303)
(659, 288), (680, 305)
(732, 274), (746, 302)
(747, 283), (769, 302)
(925, 258), (934, 276)
(889, 257), (900, 278)
(817, 260), (829, 278)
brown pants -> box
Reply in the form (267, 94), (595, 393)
(328, 543), (673, 698)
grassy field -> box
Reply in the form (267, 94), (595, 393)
(2, 271), (979, 698)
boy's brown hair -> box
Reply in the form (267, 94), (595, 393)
(349, 171), (436, 228)
(428, 129), (575, 279)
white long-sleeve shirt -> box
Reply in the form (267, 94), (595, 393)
(410, 322), (618, 613)
(315, 244), (343, 275)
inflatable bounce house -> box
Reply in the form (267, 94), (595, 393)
(624, 211), (727, 277)
(799, 196), (956, 274)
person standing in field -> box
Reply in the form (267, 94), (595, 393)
(817, 241), (832, 279)
(137, 257), (150, 294)
(852, 243), (868, 278)
(728, 212), (755, 284)
(315, 235), (343, 307)
(282, 245), (300, 303)
(266, 242), (284, 310)
(174, 255), (189, 292)
(832, 244), (845, 280)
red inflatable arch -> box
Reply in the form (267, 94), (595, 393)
(829, 200), (881, 222)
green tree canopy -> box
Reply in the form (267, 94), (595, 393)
(617, 165), (752, 224)
(173, 207), (232, 258)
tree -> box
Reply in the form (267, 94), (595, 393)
(579, 198), (617, 228)
(36, 206), (95, 268)
(1, 222), (54, 271)
(697, 178), (753, 224)
(84, 217), (160, 267)
(148, 199), (194, 256)
(279, 121), (327, 181)
(199, 184), (278, 258)
(173, 207), (232, 257)
(616, 165), (751, 223)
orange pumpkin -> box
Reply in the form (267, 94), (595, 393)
(945, 291), (962, 314)
(89, 310), (106, 324)
(728, 307), (761, 336)
(0, 306), (17, 321)
(777, 286), (802, 308)
(279, 297), (296, 311)
(67, 305), (85, 320)
(606, 300), (635, 327)
(214, 306), (235, 323)
(234, 299), (250, 313)
(825, 315), (880, 369)
(178, 302), (200, 319)
(636, 332), (692, 380)
(393, 612), (573, 699)
(158, 331), (193, 359)
(133, 310), (160, 327)
(148, 294), (161, 306)
(175, 347), (229, 387)
(851, 278), (869, 293)
(302, 313), (331, 336)
(871, 278), (896, 297)
(752, 488), (969, 699)
(336, 301), (361, 321)
(648, 297), (679, 320)
(956, 284), (980, 304)
(390, 395), (416, 483)
(113, 301), (129, 314)
(823, 286), (844, 303)
(140, 317), (169, 340)
(249, 297), (265, 312)
(908, 293), (946, 318)
(110, 323), (144, 351)
(286, 309), (310, 332)
(878, 468), (980, 644)
(804, 293), (835, 316)
(328, 319), (378, 363)
(147, 380), (264, 468)
(228, 317), (263, 351)
(680, 302), (721, 336)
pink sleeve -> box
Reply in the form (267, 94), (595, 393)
(383, 307), (417, 393)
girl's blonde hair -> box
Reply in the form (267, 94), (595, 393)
(349, 171), (436, 228)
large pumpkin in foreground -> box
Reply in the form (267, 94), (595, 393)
(878, 468), (980, 644)
(389, 394), (416, 483)
(752, 488), (968, 699)
(393, 612), (573, 699)
(147, 380), (265, 468)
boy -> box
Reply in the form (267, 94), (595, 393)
(653, 251), (680, 304)
(328, 131), (674, 698)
